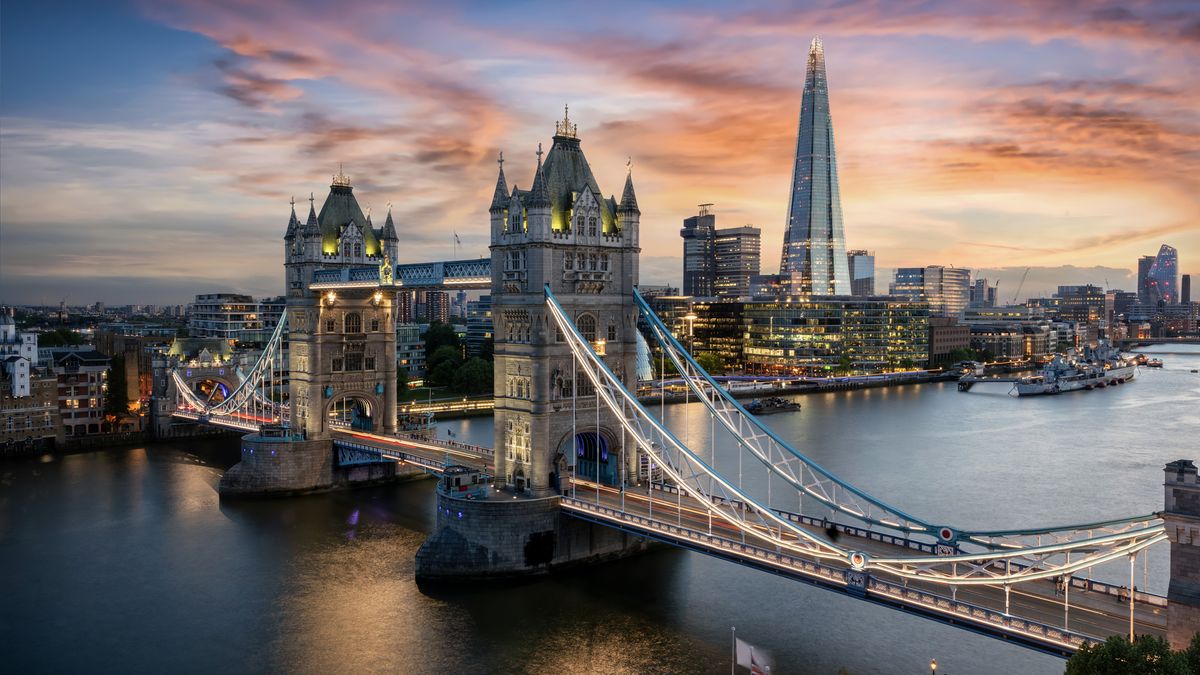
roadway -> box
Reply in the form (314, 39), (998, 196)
(564, 480), (1166, 645)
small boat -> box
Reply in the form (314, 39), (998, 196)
(1146, 359), (1164, 368)
(745, 397), (801, 415)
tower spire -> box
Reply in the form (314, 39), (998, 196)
(554, 104), (577, 139)
(490, 151), (509, 212)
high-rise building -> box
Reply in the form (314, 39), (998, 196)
(1146, 244), (1179, 305)
(425, 291), (451, 324)
(1183, 274), (1192, 304)
(970, 278), (997, 308)
(1137, 255), (1156, 303)
(890, 266), (971, 318)
(680, 205), (716, 297)
(779, 37), (851, 295)
(713, 225), (761, 299)
(847, 250), (874, 295)
(681, 206), (761, 299)
(465, 295), (493, 356)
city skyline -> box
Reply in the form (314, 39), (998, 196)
(1, 0), (1198, 304)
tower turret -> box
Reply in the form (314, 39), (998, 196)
(381, 204), (399, 262)
(526, 144), (551, 238)
(618, 164), (641, 246)
(302, 192), (321, 260)
(489, 152), (509, 242)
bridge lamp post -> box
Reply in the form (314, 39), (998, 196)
(929, 658), (937, 674)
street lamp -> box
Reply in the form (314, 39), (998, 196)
(683, 312), (698, 352)
(930, 658), (937, 674)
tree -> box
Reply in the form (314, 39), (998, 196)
(1065, 634), (1194, 674)
(422, 321), (461, 360)
(428, 345), (463, 375)
(104, 356), (129, 419)
(694, 352), (724, 375)
(452, 357), (493, 395)
(396, 366), (410, 401)
(946, 347), (976, 363)
(478, 337), (494, 362)
(38, 328), (83, 348)
(837, 353), (854, 375)
(429, 359), (460, 388)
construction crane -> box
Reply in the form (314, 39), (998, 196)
(1012, 267), (1030, 304)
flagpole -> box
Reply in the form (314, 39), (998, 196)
(731, 626), (736, 675)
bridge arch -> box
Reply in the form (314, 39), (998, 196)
(558, 427), (621, 487)
(179, 369), (241, 405)
(325, 390), (383, 432)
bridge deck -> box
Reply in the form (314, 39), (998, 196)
(562, 481), (1165, 653)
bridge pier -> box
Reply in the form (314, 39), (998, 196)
(415, 479), (648, 581)
(219, 432), (334, 496)
(1164, 459), (1200, 649)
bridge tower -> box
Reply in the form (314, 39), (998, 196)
(1164, 459), (1200, 649)
(490, 108), (641, 497)
(416, 110), (648, 579)
(220, 171), (398, 496)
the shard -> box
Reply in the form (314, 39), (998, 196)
(779, 36), (851, 295)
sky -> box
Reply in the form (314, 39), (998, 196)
(1, 0), (1197, 305)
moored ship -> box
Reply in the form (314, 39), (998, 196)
(1013, 342), (1137, 396)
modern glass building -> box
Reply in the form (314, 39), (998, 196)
(890, 266), (971, 319)
(713, 226), (761, 299)
(847, 250), (875, 295)
(680, 205), (716, 297)
(1146, 244), (1179, 305)
(779, 37), (851, 296)
(742, 297), (928, 375)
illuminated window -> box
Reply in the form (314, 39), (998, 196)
(344, 313), (362, 333)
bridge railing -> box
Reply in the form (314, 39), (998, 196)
(563, 497), (1096, 652)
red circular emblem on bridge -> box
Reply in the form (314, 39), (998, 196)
(939, 527), (954, 541)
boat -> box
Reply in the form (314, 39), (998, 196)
(1146, 359), (1164, 368)
(1013, 342), (1137, 397)
(745, 396), (801, 415)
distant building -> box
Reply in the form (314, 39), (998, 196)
(927, 317), (970, 367)
(778, 37), (851, 295)
(396, 324), (425, 376)
(466, 295), (493, 356)
(1146, 244), (1179, 305)
(424, 291), (451, 324)
(890, 266), (971, 318)
(396, 290), (414, 324)
(689, 300), (745, 372)
(48, 349), (111, 437)
(1183, 274), (1191, 305)
(713, 225), (761, 299)
(1137, 255), (1156, 303)
(743, 296), (928, 375)
(847, 250), (875, 296)
(680, 205), (716, 297)
(1053, 285), (1105, 326)
(1, 369), (59, 453)
(1, 310), (38, 397)
(187, 294), (285, 343)
(970, 278), (997, 308)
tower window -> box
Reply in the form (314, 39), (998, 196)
(345, 313), (362, 333)
(326, 319), (335, 333)
(371, 318), (380, 332)
(608, 324), (617, 341)
(577, 314), (596, 342)
(354, 243), (362, 258)
(588, 217), (597, 236)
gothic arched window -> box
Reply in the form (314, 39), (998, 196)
(354, 243), (362, 258)
(371, 318), (380, 332)
(577, 314), (597, 342)
(588, 217), (597, 236)
(343, 243), (351, 257)
(344, 313), (362, 333)
(326, 318), (335, 333)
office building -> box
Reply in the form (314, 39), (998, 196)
(689, 300), (745, 372)
(889, 266), (971, 318)
(970, 278), (997, 308)
(927, 317), (970, 367)
(396, 324), (425, 376)
(743, 296), (928, 375)
(680, 205), (716, 297)
(779, 37), (851, 295)
(466, 295), (493, 356)
(187, 294), (284, 343)
(713, 226), (761, 299)
(847, 250), (875, 296)
(1183, 274), (1191, 305)
(1137, 255), (1156, 303)
(1146, 244), (1179, 305)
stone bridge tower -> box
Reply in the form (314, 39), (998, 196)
(284, 170), (399, 439)
(490, 108), (642, 497)
(1164, 459), (1200, 649)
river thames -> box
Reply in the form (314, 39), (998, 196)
(2, 345), (1197, 674)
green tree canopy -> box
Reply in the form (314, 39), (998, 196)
(38, 329), (84, 348)
(428, 345), (463, 375)
(429, 359), (460, 388)
(422, 321), (460, 360)
(1065, 633), (1198, 675)
(104, 356), (129, 417)
(694, 352), (723, 375)
(396, 366), (410, 401)
(452, 357), (493, 395)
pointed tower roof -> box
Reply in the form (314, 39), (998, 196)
(489, 152), (509, 212)
(618, 160), (640, 214)
(284, 197), (300, 240)
(381, 203), (399, 241)
(526, 143), (551, 208)
(316, 166), (382, 254)
(302, 192), (321, 238)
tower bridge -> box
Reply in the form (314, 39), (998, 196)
(160, 111), (1199, 656)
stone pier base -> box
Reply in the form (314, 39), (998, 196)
(219, 434), (334, 497)
(415, 491), (648, 581)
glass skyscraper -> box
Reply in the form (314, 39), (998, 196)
(1146, 244), (1179, 305)
(779, 36), (851, 296)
